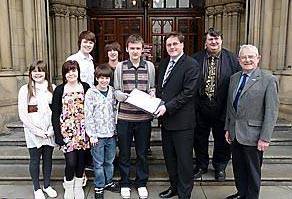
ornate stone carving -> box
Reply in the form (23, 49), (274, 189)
(225, 3), (244, 14)
(50, 4), (68, 16)
(214, 5), (224, 15)
(206, 7), (215, 16)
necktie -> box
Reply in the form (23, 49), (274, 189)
(162, 60), (175, 87)
(233, 74), (248, 111)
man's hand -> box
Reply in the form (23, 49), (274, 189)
(257, 139), (270, 151)
(154, 105), (166, 117)
(225, 131), (232, 144)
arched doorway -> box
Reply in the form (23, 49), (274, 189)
(87, 0), (205, 64)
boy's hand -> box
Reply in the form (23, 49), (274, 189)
(90, 137), (99, 146)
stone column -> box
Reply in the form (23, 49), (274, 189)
(64, 11), (71, 58)
(23, 0), (34, 69)
(247, 0), (262, 46)
(214, 6), (223, 31)
(0, 0), (12, 70)
(206, 7), (215, 29)
(69, 8), (79, 53)
(286, 0), (292, 68)
(261, 0), (273, 70)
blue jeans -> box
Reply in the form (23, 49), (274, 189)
(91, 136), (116, 188)
(117, 120), (151, 187)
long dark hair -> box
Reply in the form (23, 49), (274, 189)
(27, 60), (53, 100)
(62, 60), (81, 84)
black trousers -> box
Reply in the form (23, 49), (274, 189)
(28, 145), (54, 191)
(194, 109), (231, 171)
(231, 139), (263, 199)
(161, 127), (194, 199)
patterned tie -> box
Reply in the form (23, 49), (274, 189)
(162, 60), (175, 87)
(233, 74), (248, 111)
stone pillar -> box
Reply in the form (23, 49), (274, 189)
(0, 0), (12, 70)
(247, 0), (262, 46)
(206, 7), (215, 29)
(64, 11), (71, 58)
(70, 8), (78, 53)
(286, 0), (292, 68)
(214, 6), (223, 31)
(23, 0), (34, 69)
(261, 0), (273, 70)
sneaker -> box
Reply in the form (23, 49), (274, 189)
(43, 186), (57, 198)
(94, 188), (104, 199)
(120, 187), (131, 199)
(34, 189), (45, 199)
(137, 187), (148, 199)
(104, 181), (120, 193)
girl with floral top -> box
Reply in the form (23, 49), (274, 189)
(84, 64), (119, 199)
(51, 60), (90, 199)
(18, 60), (57, 199)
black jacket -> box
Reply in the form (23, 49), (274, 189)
(51, 82), (90, 146)
(157, 54), (200, 130)
(192, 48), (241, 120)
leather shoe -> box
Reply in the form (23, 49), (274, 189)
(225, 192), (244, 199)
(159, 187), (177, 198)
(215, 170), (226, 182)
(193, 167), (207, 179)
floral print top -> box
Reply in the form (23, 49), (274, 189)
(60, 91), (90, 153)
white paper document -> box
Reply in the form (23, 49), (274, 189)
(125, 89), (163, 114)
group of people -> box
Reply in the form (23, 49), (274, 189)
(18, 27), (279, 199)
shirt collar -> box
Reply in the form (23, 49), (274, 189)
(127, 59), (147, 69)
(207, 51), (221, 59)
(77, 50), (93, 61)
(170, 52), (184, 63)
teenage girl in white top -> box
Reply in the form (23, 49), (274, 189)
(18, 60), (57, 199)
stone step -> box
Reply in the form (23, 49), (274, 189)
(0, 161), (291, 186)
(2, 129), (292, 147)
(1, 144), (292, 165)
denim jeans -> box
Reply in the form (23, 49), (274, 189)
(117, 120), (151, 187)
(91, 136), (116, 188)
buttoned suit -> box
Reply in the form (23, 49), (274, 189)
(157, 53), (200, 199)
(225, 67), (279, 199)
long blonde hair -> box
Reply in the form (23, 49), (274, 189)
(27, 60), (53, 100)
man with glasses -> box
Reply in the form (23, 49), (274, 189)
(192, 28), (240, 181)
(225, 44), (279, 199)
(155, 32), (200, 199)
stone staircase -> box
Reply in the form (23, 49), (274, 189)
(1, 120), (292, 186)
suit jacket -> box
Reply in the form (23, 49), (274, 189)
(225, 68), (279, 146)
(157, 53), (200, 130)
(192, 48), (240, 120)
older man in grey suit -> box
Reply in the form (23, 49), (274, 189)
(224, 44), (279, 199)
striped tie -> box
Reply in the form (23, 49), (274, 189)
(162, 60), (175, 87)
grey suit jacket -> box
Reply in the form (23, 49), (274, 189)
(225, 67), (279, 146)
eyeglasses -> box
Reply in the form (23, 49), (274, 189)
(239, 55), (258, 60)
(166, 42), (181, 48)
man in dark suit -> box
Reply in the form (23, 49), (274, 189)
(192, 28), (241, 181)
(225, 44), (279, 199)
(155, 32), (200, 199)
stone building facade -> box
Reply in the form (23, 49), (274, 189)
(0, 0), (291, 132)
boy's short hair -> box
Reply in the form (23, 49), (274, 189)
(204, 27), (223, 41)
(78, 31), (96, 48)
(94, 64), (113, 86)
(165, 31), (185, 43)
(126, 34), (144, 48)
(105, 41), (122, 53)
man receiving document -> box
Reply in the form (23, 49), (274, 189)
(125, 88), (162, 115)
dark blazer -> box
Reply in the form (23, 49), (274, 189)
(157, 53), (200, 130)
(225, 68), (279, 146)
(51, 82), (90, 146)
(192, 48), (241, 120)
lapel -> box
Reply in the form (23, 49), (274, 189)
(231, 72), (242, 101)
(240, 67), (261, 96)
(163, 54), (185, 87)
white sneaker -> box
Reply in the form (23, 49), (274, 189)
(43, 186), (58, 198)
(138, 187), (148, 199)
(34, 189), (45, 199)
(121, 187), (131, 199)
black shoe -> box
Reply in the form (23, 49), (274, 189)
(159, 187), (177, 198)
(215, 170), (226, 182)
(225, 192), (244, 199)
(193, 167), (207, 179)
(95, 188), (104, 199)
(104, 181), (120, 193)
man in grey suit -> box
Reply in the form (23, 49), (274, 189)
(224, 44), (279, 199)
